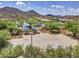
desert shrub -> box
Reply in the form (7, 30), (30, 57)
(7, 21), (20, 35)
(45, 48), (56, 58)
(0, 20), (19, 33)
(50, 22), (61, 32)
(7, 21), (18, 31)
(0, 45), (23, 58)
(64, 21), (79, 37)
(0, 30), (11, 48)
(11, 45), (23, 57)
(0, 45), (13, 58)
(0, 20), (15, 30)
(0, 30), (11, 40)
(1, 45), (79, 58)
(0, 36), (8, 49)
(44, 21), (61, 33)
(64, 21), (73, 29)
(65, 46), (73, 58)
(45, 46), (73, 58)
(69, 24), (79, 37)
(27, 18), (42, 27)
(55, 46), (67, 58)
(72, 45), (79, 57)
(0, 20), (7, 29)
(43, 21), (51, 29)
(27, 18), (36, 25)
(23, 45), (45, 58)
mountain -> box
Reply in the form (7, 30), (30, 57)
(0, 6), (26, 15)
(0, 6), (54, 20)
(0, 6), (79, 21)
(26, 10), (43, 18)
(0, 6), (26, 20)
(27, 10), (40, 15)
(46, 14), (64, 17)
(46, 14), (54, 17)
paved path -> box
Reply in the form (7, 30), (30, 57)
(9, 33), (78, 49)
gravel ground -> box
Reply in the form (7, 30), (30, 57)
(9, 33), (78, 49)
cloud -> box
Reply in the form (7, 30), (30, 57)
(28, 7), (31, 8)
(41, 6), (79, 15)
(16, 1), (25, 5)
(49, 7), (79, 15)
(51, 5), (64, 8)
(38, 6), (41, 8)
(67, 8), (79, 13)
(56, 5), (64, 8)
(27, 3), (31, 5)
(50, 5), (79, 15)
(42, 8), (46, 10)
(47, 9), (51, 10)
(0, 6), (4, 8)
(0, 2), (2, 5)
(77, 8), (79, 12)
(51, 5), (55, 7)
(27, 7), (32, 9)
(67, 8), (76, 11)
(61, 8), (79, 15)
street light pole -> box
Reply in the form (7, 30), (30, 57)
(31, 33), (33, 46)
(29, 25), (33, 46)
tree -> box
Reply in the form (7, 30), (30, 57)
(0, 30), (11, 40)
(7, 21), (19, 35)
(0, 20), (7, 30)
(69, 24), (79, 37)
(43, 21), (52, 30)
(64, 21), (73, 29)
(0, 30), (11, 49)
(64, 21), (79, 37)
(44, 21), (61, 33)
(50, 22), (60, 31)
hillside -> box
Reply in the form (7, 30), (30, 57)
(0, 6), (54, 20)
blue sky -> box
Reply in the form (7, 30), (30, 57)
(0, 1), (79, 15)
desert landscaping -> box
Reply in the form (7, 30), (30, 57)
(0, 1), (79, 58)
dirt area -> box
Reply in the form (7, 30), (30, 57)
(8, 32), (79, 49)
(39, 28), (51, 33)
